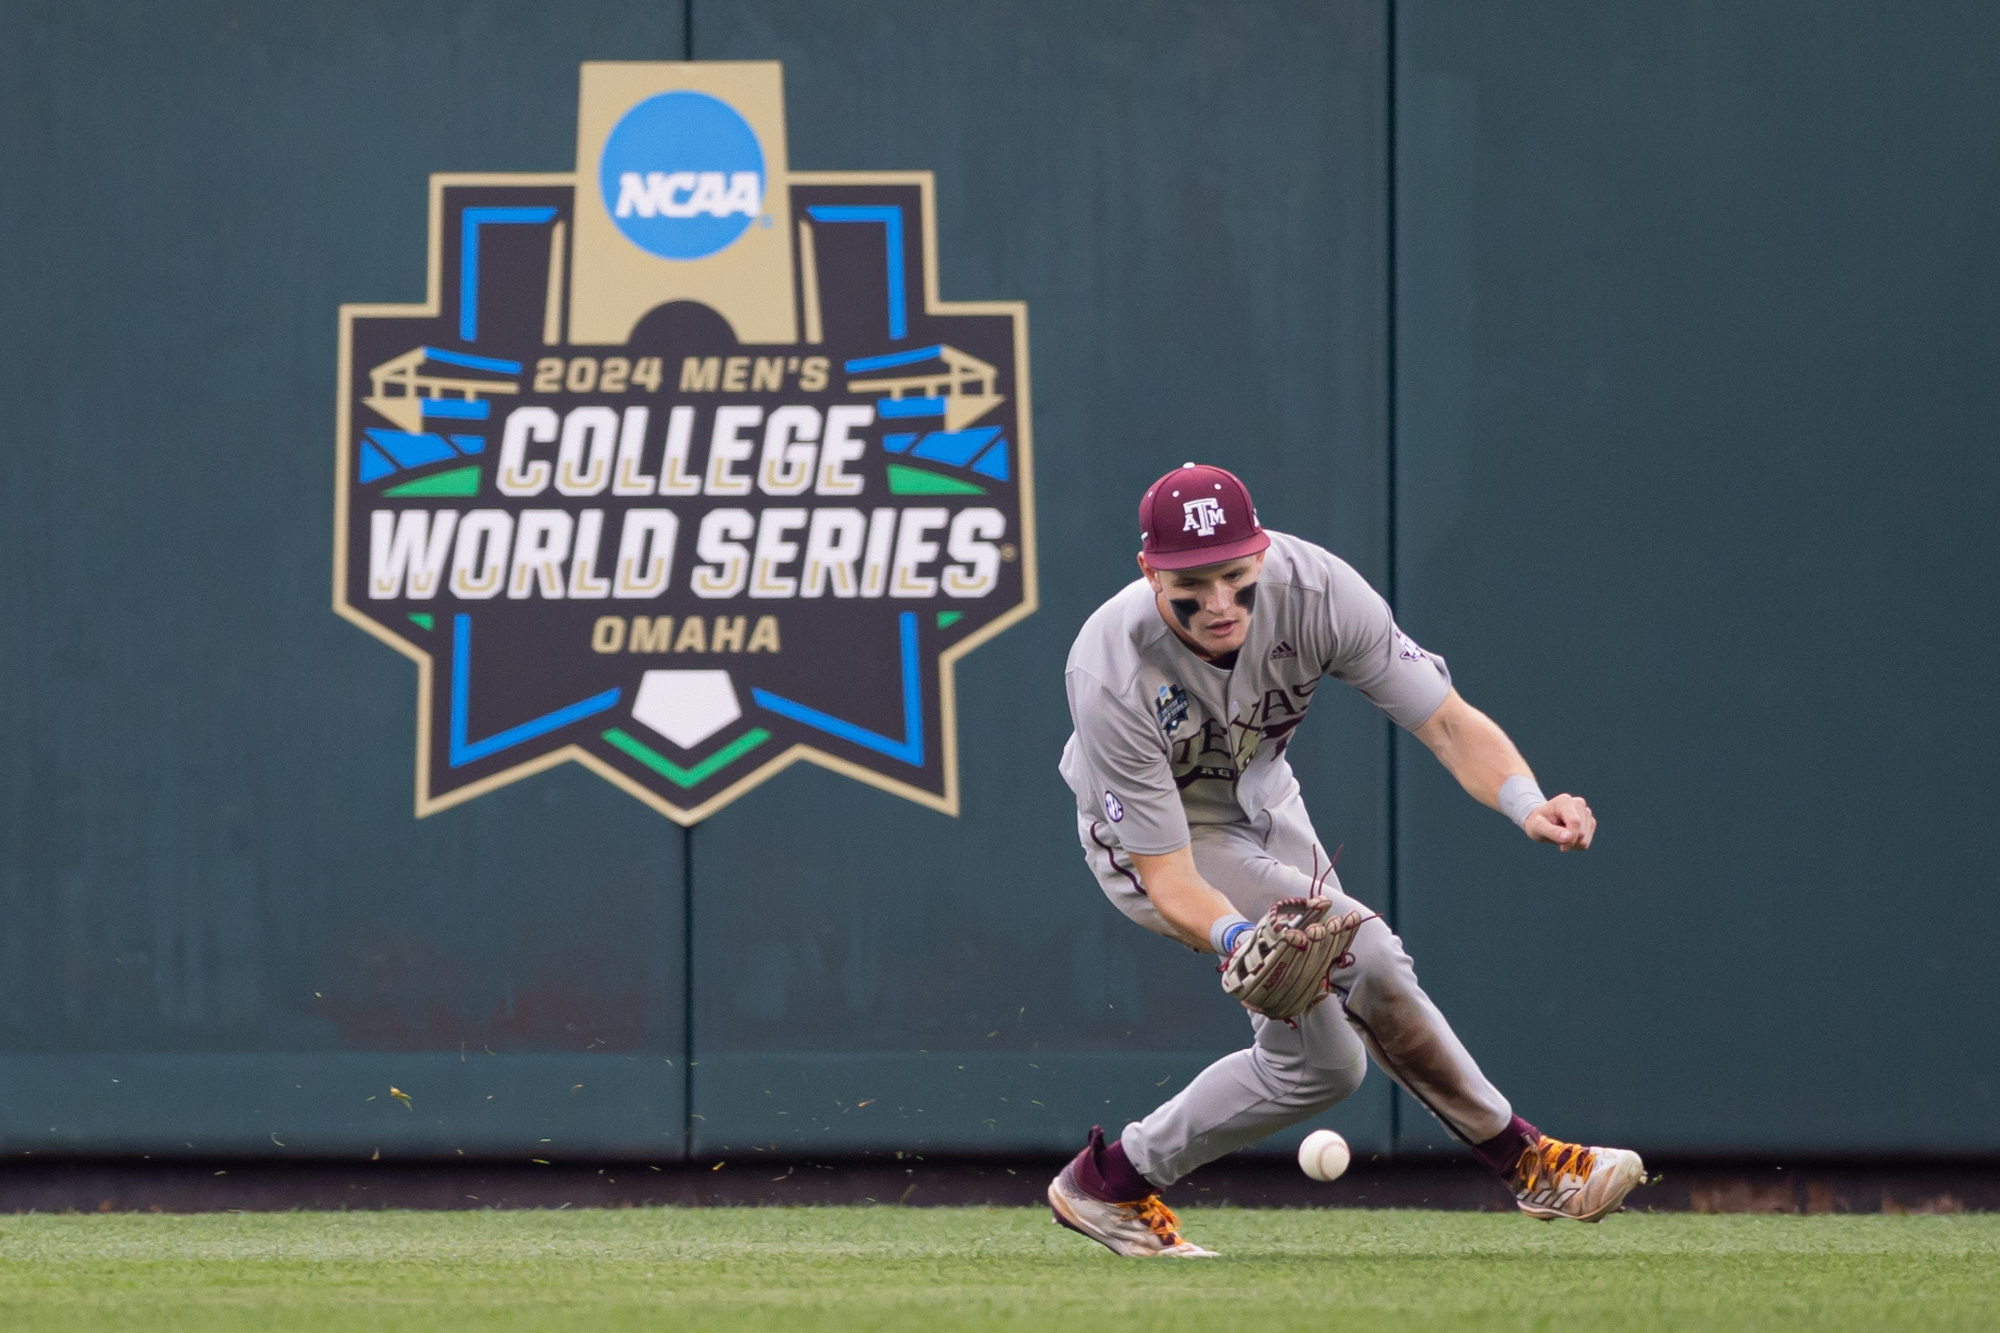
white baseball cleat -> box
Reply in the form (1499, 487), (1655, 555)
(1511, 1135), (1646, 1222)
(1047, 1161), (1217, 1257)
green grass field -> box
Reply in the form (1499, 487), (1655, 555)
(0, 1207), (1994, 1331)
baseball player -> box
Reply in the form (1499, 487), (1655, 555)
(1047, 463), (1644, 1257)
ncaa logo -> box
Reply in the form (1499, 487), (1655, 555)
(1182, 496), (1227, 537)
(599, 91), (765, 260)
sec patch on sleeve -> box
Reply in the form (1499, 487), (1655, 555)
(1104, 790), (1125, 822)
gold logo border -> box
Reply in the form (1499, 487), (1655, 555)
(334, 170), (1038, 825)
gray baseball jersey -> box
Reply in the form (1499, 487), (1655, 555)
(1059, 530), (1452, 856)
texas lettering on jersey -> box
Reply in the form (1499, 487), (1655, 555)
(1168, 680), (1319, 792)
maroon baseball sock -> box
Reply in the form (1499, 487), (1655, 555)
(1470, 1115), (1541, 1180)
(1071, 1125), (1154, 1202)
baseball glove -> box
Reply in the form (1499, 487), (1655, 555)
(1220, 897), (1365, 1021)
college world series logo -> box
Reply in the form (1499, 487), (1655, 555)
(335, 63), (1035, 823)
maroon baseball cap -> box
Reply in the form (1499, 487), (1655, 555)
(1138, 463), (1270, 570)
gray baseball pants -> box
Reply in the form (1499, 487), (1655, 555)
(1079, 793), (1513, 1187)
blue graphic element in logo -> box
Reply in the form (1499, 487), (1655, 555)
(358, 430), (486, 483)
(970, 439), (1009, 480)
(450, 615), (621, 767)
(358, 440), (395, 484)
(460, 209), (556, 340)
(909, 426), (1002, 467)
(753, 613), (925, 766)
(810, 206), (906, 338)
(860, 413), (1010, 479)
(600, 92), (764, 261)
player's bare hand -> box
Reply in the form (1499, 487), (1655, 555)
(1524, 793), (1594, 851)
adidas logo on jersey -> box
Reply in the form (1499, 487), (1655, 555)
(1268, 640), (1297, 660)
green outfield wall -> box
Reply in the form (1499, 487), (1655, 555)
(1390, 0), (2000, 1155)
(0, 0), (1992, 1161)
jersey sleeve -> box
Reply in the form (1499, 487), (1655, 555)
(1063, 669), (1191, 856)
(1317, 557), (1453, 730)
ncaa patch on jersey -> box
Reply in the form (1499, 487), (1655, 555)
(1103, 790), (1125, 823)
(335, 63), (1036, 826)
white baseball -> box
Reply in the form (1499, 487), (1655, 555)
(1298, 1129), (1350, 1182)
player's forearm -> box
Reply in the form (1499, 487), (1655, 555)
(1129, 847), (1241, 953)
(1413, 689), (1533, 810)
(1415, 689), (1597, 847)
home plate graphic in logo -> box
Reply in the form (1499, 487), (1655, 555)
(335, 63), (1036, 824)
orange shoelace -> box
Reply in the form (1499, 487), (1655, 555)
(1515, 1136), (1596, 1194)
(1131, 1196), (1186, 1246)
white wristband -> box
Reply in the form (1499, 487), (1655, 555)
(1498, 775), (1547, 830)
(1209, 912), (1253, 956)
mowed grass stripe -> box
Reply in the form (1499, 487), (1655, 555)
(0, 1207), (1994, 1332)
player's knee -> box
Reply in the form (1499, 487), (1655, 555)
(1255, 1029), (1367, 1109)
(1346, 918), (1422, 992)
(1293, 1052), (1367, 1112)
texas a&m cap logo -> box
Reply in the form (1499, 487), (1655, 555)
(335, 63), (1036, 824)
(1138, 463), (1267, 570)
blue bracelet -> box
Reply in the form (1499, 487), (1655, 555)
(1209, 911), (1254, 955)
